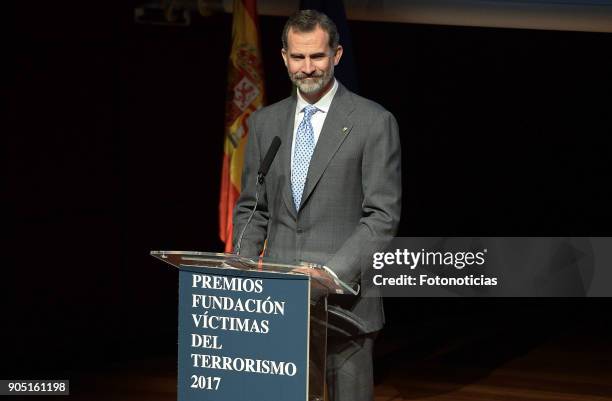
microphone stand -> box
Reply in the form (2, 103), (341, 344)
(235, 173), (264, 256)
(235, 136), (280, 256)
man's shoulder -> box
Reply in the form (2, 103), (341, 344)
(252, 95), (294, 120)
(351, 92), (388, 113)
(340, 86), (393, 121)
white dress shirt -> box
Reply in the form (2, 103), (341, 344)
(291, 79), (339, 166)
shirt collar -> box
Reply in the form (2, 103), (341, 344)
(296, 78), (339, 114)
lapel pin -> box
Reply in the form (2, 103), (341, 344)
(342, 127), (348, 133)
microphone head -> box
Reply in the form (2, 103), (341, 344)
(258, 136), (282, 177)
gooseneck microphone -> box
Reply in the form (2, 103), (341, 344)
(236, 136), (281, 256)
(257, 136), (282, 184)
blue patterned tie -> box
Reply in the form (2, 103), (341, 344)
(292, 104), (318, 210)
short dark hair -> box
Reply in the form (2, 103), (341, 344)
(282, 9), (339, 51)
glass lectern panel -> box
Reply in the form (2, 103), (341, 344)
(151, 251), (356, 295)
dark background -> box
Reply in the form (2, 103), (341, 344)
(5, 0), (612, 382)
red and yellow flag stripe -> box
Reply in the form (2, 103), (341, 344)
(219, 0), (265, 252)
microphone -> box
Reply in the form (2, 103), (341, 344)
(257, 136), (281, 184)
(236, 136), (282, 256)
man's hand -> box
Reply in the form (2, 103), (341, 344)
(291, 265), (328, 280)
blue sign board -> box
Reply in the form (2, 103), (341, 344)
(177, 266), (310, 401)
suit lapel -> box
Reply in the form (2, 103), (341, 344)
(299, 83), (355, 210)
(279, 94), (298, 218)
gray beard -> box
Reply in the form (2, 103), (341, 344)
(290, 67), (334, 95)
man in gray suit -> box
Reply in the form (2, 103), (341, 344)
(233, 9), (401, 401)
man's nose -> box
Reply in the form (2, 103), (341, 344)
(302, 58), (315, 74)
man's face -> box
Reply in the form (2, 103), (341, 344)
(282, 25), (343, 95)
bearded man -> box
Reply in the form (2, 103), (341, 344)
(233, 9), (402, 401)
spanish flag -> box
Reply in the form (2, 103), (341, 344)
(219, 0), (265, 252)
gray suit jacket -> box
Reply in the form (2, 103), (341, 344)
(233, 82), (401, 332)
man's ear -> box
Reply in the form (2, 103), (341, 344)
(281, 48), (288, 67)
(333, 45), (343, 66)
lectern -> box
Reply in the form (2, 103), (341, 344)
(151, 251), (356, 401)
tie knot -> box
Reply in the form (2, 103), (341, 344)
(302, 105), (318, 119)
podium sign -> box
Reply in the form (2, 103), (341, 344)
(178, 266), (309, 401)
(152, 251), (356, 401)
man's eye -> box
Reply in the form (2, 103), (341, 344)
(291, 56), (304, 60)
